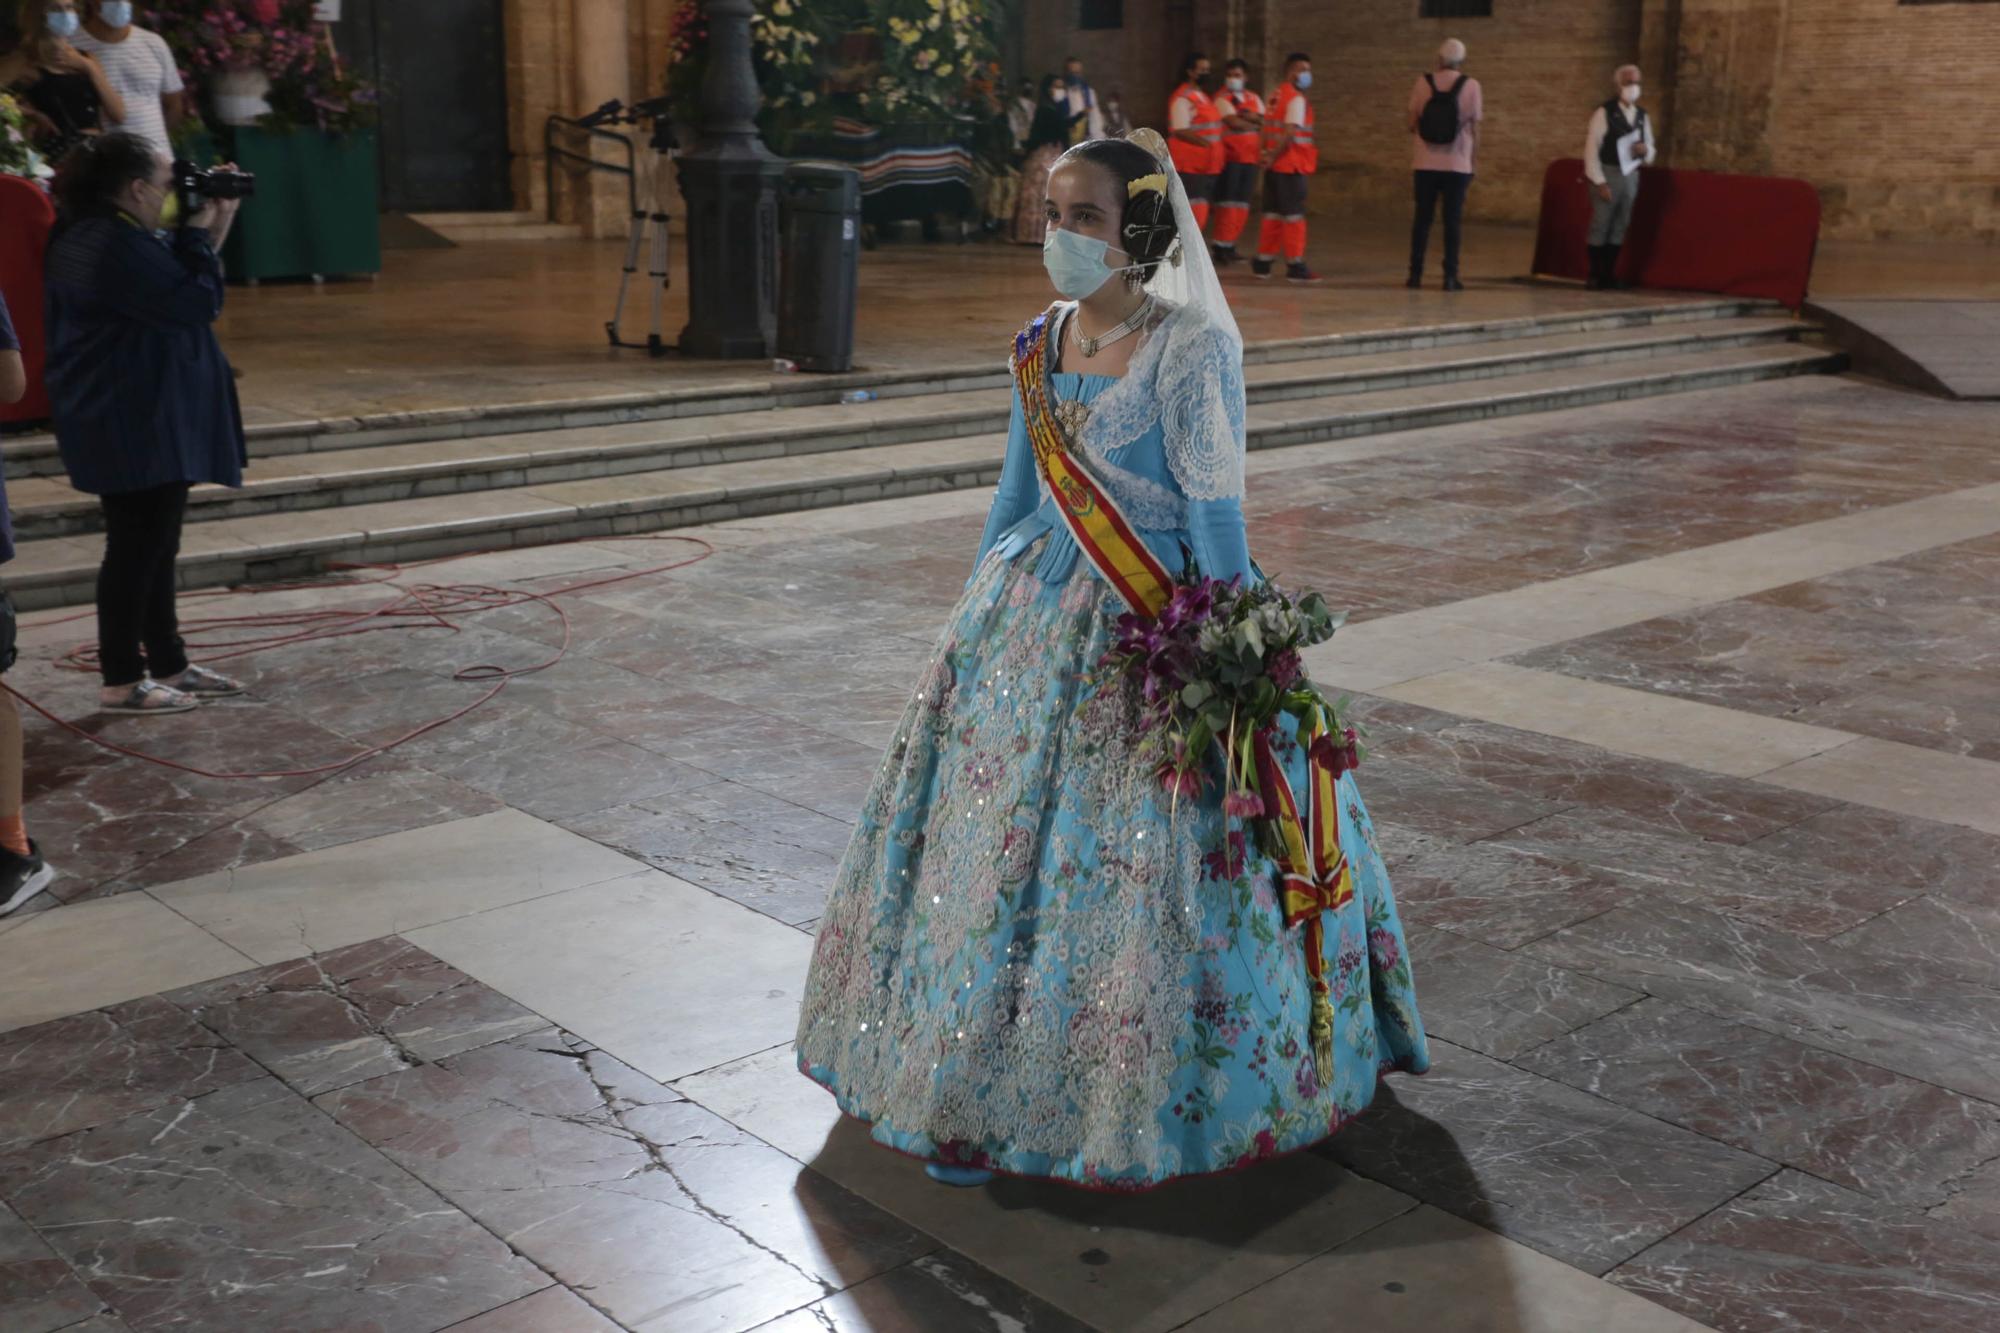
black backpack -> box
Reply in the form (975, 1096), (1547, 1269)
(1418, 73), (1469, 145)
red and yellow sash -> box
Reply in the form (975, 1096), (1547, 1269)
(1010, 307), (1176, 617)
(1011, 307), (1353, 1081)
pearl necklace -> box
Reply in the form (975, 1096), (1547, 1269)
(1074, 298), (1153, 358)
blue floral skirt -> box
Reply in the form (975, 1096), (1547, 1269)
(796, 543), (1430, 1190)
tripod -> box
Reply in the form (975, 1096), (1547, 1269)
(558, 97), (679, 357)
(607, 109), (679, 357)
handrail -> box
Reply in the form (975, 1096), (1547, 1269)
(543, 114), (639, 222)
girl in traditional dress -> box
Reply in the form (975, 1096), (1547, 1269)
(798, 130), (1429, 1191)
(1009, 75), (1077, 246)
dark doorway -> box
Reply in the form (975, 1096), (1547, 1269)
(333, 0), (512, 213)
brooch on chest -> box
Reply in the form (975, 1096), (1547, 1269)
(1054, 399), (1092, 440)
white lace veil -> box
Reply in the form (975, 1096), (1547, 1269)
(1073, 129), (1249, 505)
(1124, 128), (1242, 354)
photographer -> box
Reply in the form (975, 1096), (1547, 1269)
(44, 132), (247, 715)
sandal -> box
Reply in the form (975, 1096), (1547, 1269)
(100, 680), (199, 715)
(162, 665), (245, 698)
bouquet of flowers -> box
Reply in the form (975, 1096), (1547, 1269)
(1100, 575), (1361, 849)
(0, 93), (50, 182)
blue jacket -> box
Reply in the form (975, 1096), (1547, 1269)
(43, 216), (246, 496)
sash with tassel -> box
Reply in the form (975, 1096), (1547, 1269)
(1010, 306), (1354, 1082)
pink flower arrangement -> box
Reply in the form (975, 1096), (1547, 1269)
(144, 0), (377, 134)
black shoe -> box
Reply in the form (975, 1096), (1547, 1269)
(1442, 276), (1465, 292)
(1405, 273), (1423, 289)
(1252, 258), (1274, 279)
(1211, 244), (1238, 266)
(1286, 263), (1321, 282)
(0, 841), (55, 918)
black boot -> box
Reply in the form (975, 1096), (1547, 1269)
(1584, 245), (1607, 290)
(1602, 243), (1625, 290)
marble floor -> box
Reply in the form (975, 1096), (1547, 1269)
(3, 371), (1999, 1331)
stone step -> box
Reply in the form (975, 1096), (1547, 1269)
(5, 315), (1809, 541)
(0, 296), (1773, 480)
(5, 339), (1843, 610)
(407, 212), (586, 244)
(406, 211), (544, 228)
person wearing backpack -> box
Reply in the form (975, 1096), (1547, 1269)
(1583, 64), (1657, 289)
(1406, 39), (1482, 292)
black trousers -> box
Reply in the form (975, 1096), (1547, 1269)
(96, 482), (192, 687)
(1410, 170), (1473, 279)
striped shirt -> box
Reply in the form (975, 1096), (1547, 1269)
(71, 27), (183, 158)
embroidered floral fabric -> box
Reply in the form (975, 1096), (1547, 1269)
(798, 404), (1431, 1187)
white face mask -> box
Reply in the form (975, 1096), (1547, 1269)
(1621, 83), (1642, 104)
(46, 8), (80, 38)
(99, 1), (134, 26)
(1226, 77), (1245, 93)
(1042, 226), (1140, 300)
(1294, 71), (1313, 90)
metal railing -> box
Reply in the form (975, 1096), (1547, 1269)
(543, 114), (639, 221)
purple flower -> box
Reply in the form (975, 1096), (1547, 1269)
(1268, 649), (1302, 690)
(1294, 1057), (1320, 1100)
(1157, 763), (1203, 800)
(1203, 830), (1248, 880)
(1369, 926), (1401, 971)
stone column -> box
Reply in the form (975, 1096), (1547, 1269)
(572, 0), (635, 237)
(676, 0), (781, 359)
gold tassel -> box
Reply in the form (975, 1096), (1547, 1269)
(1310, 986), (1335, 1086)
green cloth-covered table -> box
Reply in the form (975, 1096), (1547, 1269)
(212, 127), (381, 282)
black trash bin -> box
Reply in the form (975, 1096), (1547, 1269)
(777, 162), (862, 373)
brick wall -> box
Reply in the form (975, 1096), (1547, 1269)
(1021, 0), (1182, 130)
(1666, 0), (2000, 241)
(1011, 0), (2000, 242)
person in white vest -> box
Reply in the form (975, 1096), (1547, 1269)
(72, 0), (185, 159)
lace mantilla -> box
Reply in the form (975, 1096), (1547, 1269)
(1061, 302), (1246, 504)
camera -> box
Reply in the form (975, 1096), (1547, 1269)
(171, 160), (257, 212)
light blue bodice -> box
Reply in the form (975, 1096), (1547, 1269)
(975, 370), (1254, 589)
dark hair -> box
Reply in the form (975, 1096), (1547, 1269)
(1182, 51), (1208, 78)
(1285, 52), (1311, 69)
(1065, 54), (1082, 66)
(1055, 138), (1179, 282)
(1225, 58), (1250, 75)
(51, 132), (161, 219)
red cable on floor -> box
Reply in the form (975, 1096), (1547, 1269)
(1, 534), (716, 781)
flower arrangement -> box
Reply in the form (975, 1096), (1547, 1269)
(0, 93), (50, 181)
(868, 0), (998, 119)
(666, 0), (998, 132)
(1099, 575), (1360, 847)
(665, 0), (840, 130)
(143, 0), (377, 135)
